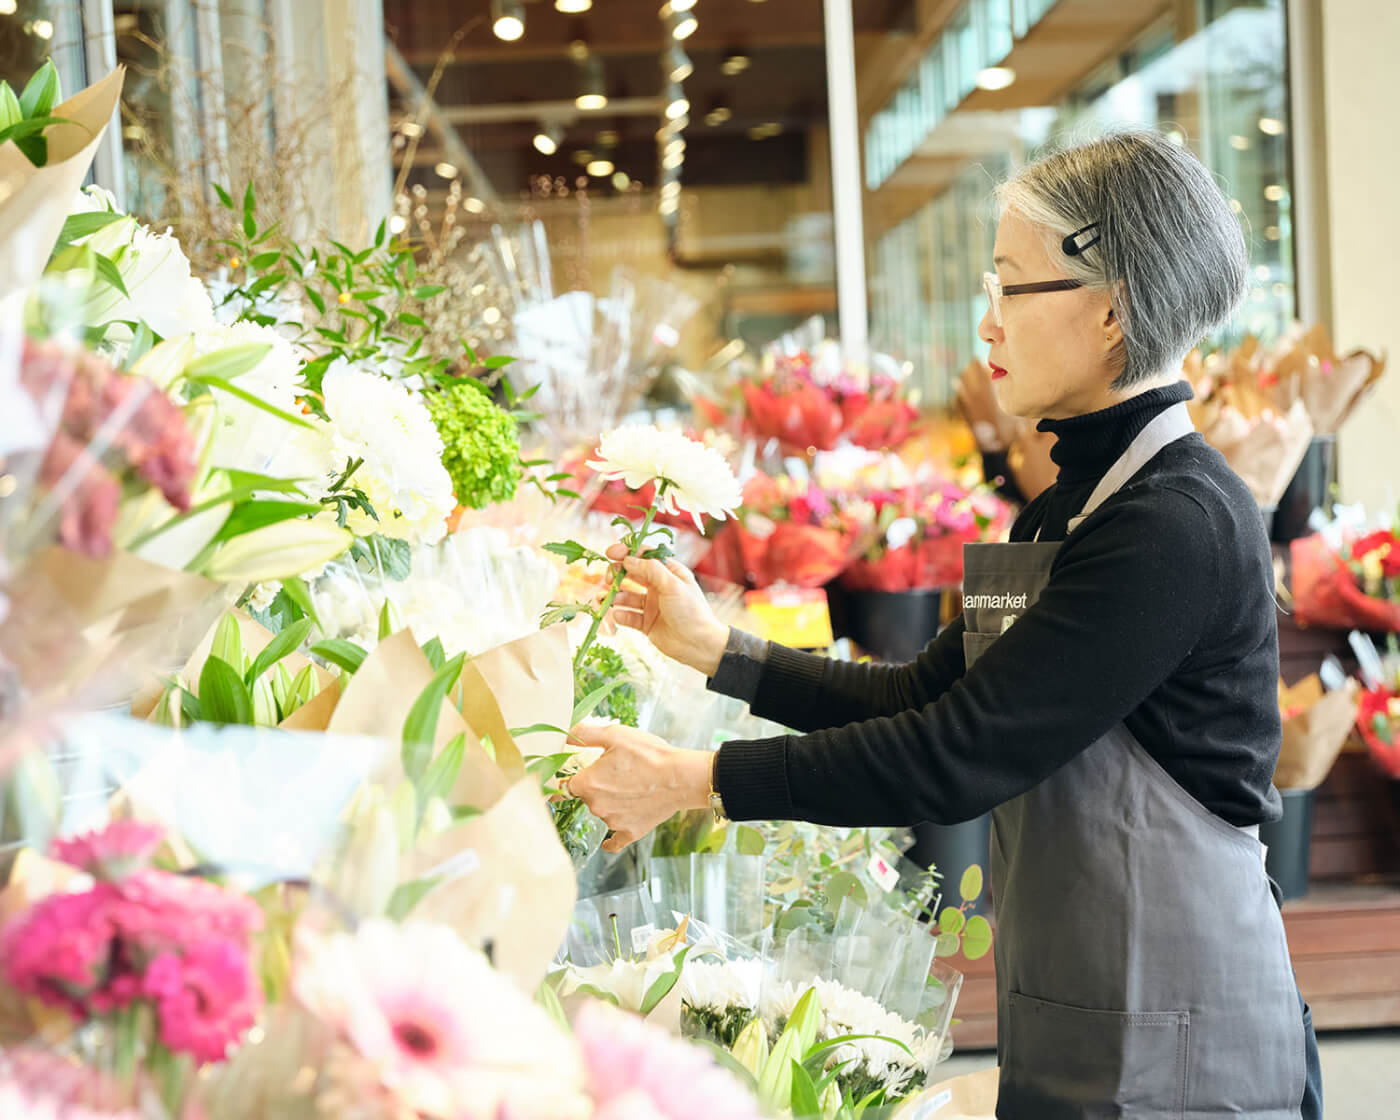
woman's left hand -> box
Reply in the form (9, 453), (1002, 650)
(565, 723), (714, 853)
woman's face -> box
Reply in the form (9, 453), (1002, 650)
(978, 210), (1122, 420)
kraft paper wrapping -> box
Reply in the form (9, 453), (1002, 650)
(328, 630), (508, 810)
(469, 623), (573, 762)
(406, 778), (577, 992)
(2, 545), (227, 717)
(893, 1067), (999, 1120)
(1268, 324), (1387, 434)
(1277, 675), (1361, 790)
(1197, 396), (1313, 508)
(0, 67), (125, 302)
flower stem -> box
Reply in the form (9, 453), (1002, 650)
(572, 482), (667, 672)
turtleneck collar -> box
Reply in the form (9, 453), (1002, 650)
(1037, 380), (1195, 485)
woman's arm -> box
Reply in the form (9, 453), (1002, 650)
(714, 487), (1221, 827)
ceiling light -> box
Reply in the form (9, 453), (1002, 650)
(612, 171), (631, 190)
(1264, 184), (1285, 201)
(30, 17), (54, 38)
(1229, 134), (1249, 151)
(491, 0), (525, 42)
(1258, 116), (1285, 135)
(665, 136), (685, 154)
(388, 214), (407, 234)
(669, 0), (697, 10)
(572, 150), (595, 166)
(661, 180), (682, 197)
(575, 56), (608, 111)
(665, 93), (690, 121)
(664, 45), (693, 83)
(598, 129), (619, 148)
(0, 0), (18, 14)
(705, 108), (731, 126)
(662, 150), (684, 170)
(660, 196), (679, 216)
(533, 124), (563, 155)
(556, 0), (592, 11)
(568, 39), (589, 61)
(464, 197), (486, 214)
(747, 122), (781, 140)
(668, 9), (698, 40)
(587, 159), (615, 176)
(434, 162), (459, 179)
(720, 51), (750, 76)
(974, 66), (1016, 91)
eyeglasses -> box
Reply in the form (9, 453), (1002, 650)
(982, 272), (1084, 328)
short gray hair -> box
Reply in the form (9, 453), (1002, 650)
(995, 130), (1248, 388)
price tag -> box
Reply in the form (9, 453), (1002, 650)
(630, 922), (658, 955)
(910, 1089), (953, 1118)
(867, 852), (901, 893)
(744, 587), (833, 649)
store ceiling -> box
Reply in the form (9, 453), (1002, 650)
(382, 0), (917, 197)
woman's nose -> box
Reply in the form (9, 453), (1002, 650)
(978, 304), (1002, 346)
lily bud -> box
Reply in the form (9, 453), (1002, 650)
(205, 517), (352, 583)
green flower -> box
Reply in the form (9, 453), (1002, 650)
(426, 381), (522, 510)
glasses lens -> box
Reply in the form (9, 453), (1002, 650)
(983, 272), (1001, 326)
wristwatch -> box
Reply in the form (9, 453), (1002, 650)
(708, 752), (728, 823)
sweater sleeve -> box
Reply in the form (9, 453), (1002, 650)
(713, 486), (1221, 826)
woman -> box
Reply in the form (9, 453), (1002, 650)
(567, 131), (1322, 1118)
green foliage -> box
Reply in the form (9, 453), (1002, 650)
(425, 380), (522, 510)
(573, 644), (639, 728)
(0, 61), (65, 166)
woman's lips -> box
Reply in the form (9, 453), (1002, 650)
(989, 362), (1008, 380)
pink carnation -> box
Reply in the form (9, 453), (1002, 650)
(0, 887), (119, 1015)
(142, 941), (261, 1062)
(574, 1001), (762, 1120)
(51, 820), (165, 880)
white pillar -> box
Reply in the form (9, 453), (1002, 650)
(822, 0), (869, 364)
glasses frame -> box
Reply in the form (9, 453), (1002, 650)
(982, 271), (1085, 327)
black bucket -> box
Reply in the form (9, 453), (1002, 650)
(843, 588), (951, 663)
(906, 814), (993, 910)
(1272, 436), (1336, 543)
(1260, 788), (1316, 901)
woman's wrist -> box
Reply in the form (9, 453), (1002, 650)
(694, 622), (730, 678)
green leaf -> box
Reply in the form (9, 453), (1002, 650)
(310, 638), (369, 675)
(960, 864), (984, 903)
(962, 914), (993, 960)
(934, 931), (962, 958)
(365, 534), (412, 581)
(377, 599), (396, 640)
(414, 284), (446, 300)
(938, 906), (966, 935)
(823, 870), (867, 914)
(525, 751), (574, 789)
(198, 656), (255, 725)
(213, 183), (234, 209)
(125, 320), (156, 369)
(193, 373), (315, 430)
(179, 687), (202, 723)
(542, 540), (607, 565)
(245, 618), (313, 687)
(484, 354), (516, 369)
(18, 60), (59, 118)
(401, 653), (467, 783)
(213, 500), (321, 545)
(398, 312), (426, 328)
(306, 288), (326, 315)
(185, 342), (272, 383)
(803, 1032), (913, 1069)
(250, 250), (281, 270)
(734, 824), (766, 856)
(93, 254), (129, 297)
(421, 636), (446, 671)
(0, 113), (74, 145)
(386, 877), (439, 920)
(572, 678), (631, 726)
(211, 613), (244, 671)
(509, 722), (568, 738)
(54, 210), (124, 251)
(0, 82), (21, 132)
(540, 601), (587, 628)
(535, 976), (570, 1031)
(241, 181), (257, 238)
(417, 732), (466, 814)
(279, 575), (321, 629)
(639, 946), (689, 1015)
(790, 1061), (821, 1116)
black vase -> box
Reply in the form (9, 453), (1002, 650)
(1259, 788), (1316, 901)
(842, 588), (952, 663)
(1272, 435), (1336, 543)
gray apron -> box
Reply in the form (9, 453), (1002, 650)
(961, 403), (1305, 1118)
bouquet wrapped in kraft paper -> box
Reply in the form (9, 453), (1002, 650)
(1260, 324), (1387, 436)
(893, 1066), (999, 1120)
(1276, 674), (1360, 791)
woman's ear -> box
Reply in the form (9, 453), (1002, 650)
(1102, 303), (1123, 348)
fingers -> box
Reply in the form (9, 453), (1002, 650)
(613, 589), (646, 612)
(567, 721), (626, 749)
(664, 557), (699, 587)
(620, 556), (677, 590)
(612, 607), (643, 631)
(602, 829), (636, 854)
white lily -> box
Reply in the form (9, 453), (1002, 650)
(204, 516), (353, 583)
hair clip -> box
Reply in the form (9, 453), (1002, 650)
(1062, 222), (1101, 256)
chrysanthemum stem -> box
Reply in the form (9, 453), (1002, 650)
(572, 481), (668, 672)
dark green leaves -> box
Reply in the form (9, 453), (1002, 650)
(198, 657), (254, 725)
(213, 500), (321, 545)
(310, 638), (369, 675)
(245, 618), (313, 687)
(18, 61), (60, 118)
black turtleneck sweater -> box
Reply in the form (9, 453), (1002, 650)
(711, 381), (1284, 828)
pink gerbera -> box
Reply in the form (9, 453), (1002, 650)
(574, 1000), (763, 1120)
(51, 821), (165, 881)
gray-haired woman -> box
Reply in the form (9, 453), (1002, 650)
(567, 131), (1323, 1118)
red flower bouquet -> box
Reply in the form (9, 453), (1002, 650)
(1291, 527), (1400, 632)
(1355, 686), (1400, 778)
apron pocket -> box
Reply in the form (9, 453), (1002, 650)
(1002, 990), (1189, 1119)
(962, 631), (1000, 668)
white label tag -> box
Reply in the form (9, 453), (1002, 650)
(910, 1089), (953, 1118)
(868, 852), (900, 892)
(424, 847), (481, 883)
(630, 922), (657, 955)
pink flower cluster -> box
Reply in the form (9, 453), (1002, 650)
(51, 820), (165, 880)
(0, 1048), (141, 1119)
(20, 338), (197, 557)
(1, 824), (263, 1064)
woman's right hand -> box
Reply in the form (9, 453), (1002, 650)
(606, 543), (729, 677)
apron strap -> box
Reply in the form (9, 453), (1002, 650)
(1035, 400), (1195, 540)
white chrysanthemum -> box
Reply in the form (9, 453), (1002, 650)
(679, 958), (763, 1013)
(190, 322), (336, 488)
(321, 362), (455, 547)
(587, 425), (742, 531)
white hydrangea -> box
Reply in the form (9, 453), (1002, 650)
(587, 425), (742, 531)
(321, 362), (456, 548)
